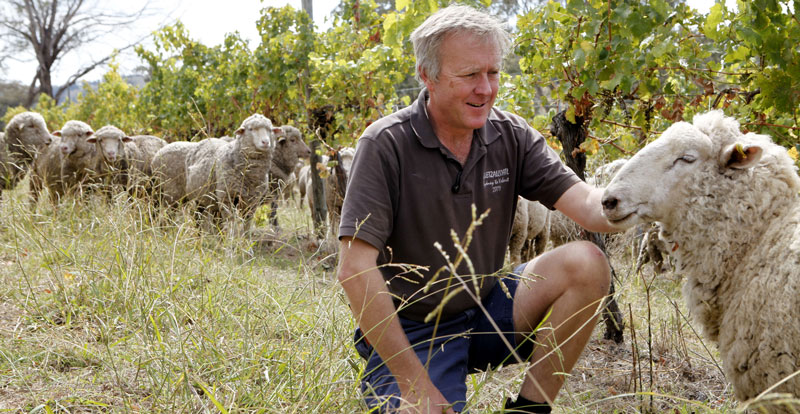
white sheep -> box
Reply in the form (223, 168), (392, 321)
(1, 111), (52, 195)
(602, 110), (800, 410)
(57, 120), (97, 195)
(88, 125), (167, 196)
(184, 114), (284, 229)
(509, 197), (550, 265)
(151, 141), (202, 207)
(30, 120), (96, 203)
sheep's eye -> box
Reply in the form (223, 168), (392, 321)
(673, 155), (696, 166)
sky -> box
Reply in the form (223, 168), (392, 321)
(1, 0), (721, 87)
(1, 0), (341, 85)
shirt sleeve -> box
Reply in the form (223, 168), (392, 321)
(338, 135), (398, 251)
(518, 126), (581, 209)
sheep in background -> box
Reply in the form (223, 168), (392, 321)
(57, 120), (98, 195)
(509, 197), (550, 265)
(265, 125), (311, 226)
(88, 125), (167, 196)
(151, 141), (202, 207)
(30, 120), (96, 203)
(1, 111), (52, 196)
(298, 154), (329, 210)
(602, 110), (800, 411)
(184, 114), (284, 231)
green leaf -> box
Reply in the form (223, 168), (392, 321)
(703, 3), (724, 39)
(566, 106), (576, 123)
(395, 0), (410, 11)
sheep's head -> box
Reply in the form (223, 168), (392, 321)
(54, 120), (94, 157)
(6, 112), (52, 156)
(88, 125), (131, 162)
(602, 111), (770, 231)
(278, 125), (311, 159)
(235, 114), (283, 153)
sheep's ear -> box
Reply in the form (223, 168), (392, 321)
(721, 142), (763, 169)
(52, 130), (61, 137)
(86, 137), (97, 143)
(272, 127), (284, 137)
(235, 127), (245, 137)
(122, 136), (132, 142)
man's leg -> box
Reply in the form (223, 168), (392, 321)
(512, 240), (611, 404)
(356, 312), (475, 413)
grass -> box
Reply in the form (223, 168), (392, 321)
(0, 182), (792, 413)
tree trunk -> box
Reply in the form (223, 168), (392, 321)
(551, 109), (625, 343)
(309, 140), (327, 235)
(301, 0), (313, 20)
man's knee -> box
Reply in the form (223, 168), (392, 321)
(561, 240), (611, 295)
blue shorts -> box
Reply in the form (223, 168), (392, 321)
(353, 264), (535, 413)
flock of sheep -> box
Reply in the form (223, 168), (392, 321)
(2, 109), (799, 411)
(0, 111), (320, 233)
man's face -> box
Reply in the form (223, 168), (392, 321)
(423, 31), (501, 137)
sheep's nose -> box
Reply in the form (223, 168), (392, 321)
(60, 145), (70, 153)
(602, 196), (618, 211)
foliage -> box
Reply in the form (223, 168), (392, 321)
(251, 5), (315, 125)
(510, 0), (798, 162)
(135, 22), (256, 141)
(67, 62), (141, 134)
(2, 94), (70, 133)
(701, 0), (800, 147)
(1, 0), (796, 160)
(309, 0), (413, 144)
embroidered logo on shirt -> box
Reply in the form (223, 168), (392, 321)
(483, 168), (509, 193)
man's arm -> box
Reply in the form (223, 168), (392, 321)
(553, 181), (618, 233)
(336, 237), (455, 414)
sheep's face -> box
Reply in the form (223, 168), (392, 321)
(602, 121), (716, 229)
(88, 127), (131, 162)
(12, 113), (52, 153)
(54, 121), (94, 158)
(237, 125), (283, 152)
(279, 126), (311, 159)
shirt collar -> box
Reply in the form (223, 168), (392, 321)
(409, 88), (502, 149)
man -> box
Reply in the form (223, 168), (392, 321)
(336, 5), (617, 413)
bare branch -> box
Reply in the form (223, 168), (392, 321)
(1, 0), (157, 103)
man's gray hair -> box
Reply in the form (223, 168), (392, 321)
(410, 4), (512, 83)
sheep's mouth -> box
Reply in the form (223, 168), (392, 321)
(606, 210), (638, 227)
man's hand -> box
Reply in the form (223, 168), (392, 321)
(337, 237), (457, 414)
(399, 379), (457, 414)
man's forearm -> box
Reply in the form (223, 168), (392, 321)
(337, 238), (435, 395)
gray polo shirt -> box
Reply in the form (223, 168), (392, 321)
(339, 89), (580, 322)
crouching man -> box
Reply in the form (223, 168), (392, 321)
(336, 5), (617, 413)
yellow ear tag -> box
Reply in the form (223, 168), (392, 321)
(735, 143), (747, 159)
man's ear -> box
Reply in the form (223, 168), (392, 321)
(419, 66), (434, 91)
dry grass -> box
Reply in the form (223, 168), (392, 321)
(0, 181), (787, 413)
